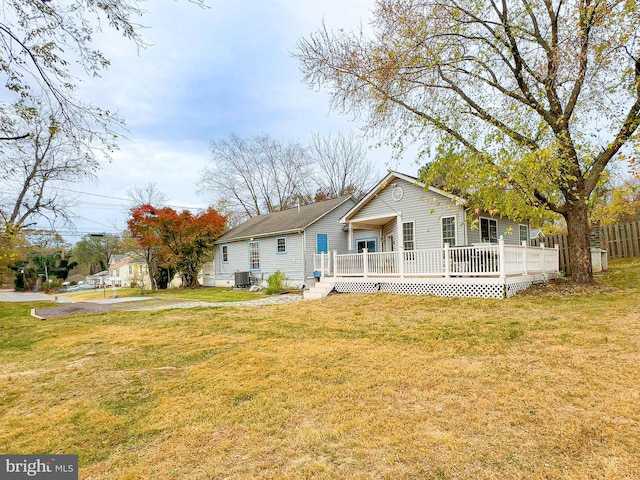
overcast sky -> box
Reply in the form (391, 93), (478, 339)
(60, 0), (418, 241)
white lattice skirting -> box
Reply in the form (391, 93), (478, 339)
(333, 273), (559, 299)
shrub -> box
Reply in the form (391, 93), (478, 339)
(266, 270), (288, 294)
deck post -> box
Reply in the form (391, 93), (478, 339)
(362, 248), (369, 278)
(320, 253), (325, 278)
(499, 236), (506, 279)
(444, 243), (450, 278)
(332, 251), (338, 279)
(541, 242), (546, 274)
(555, 244), (560, 273)
(399, 248), (405, 278)
(522, 240), (528, 275)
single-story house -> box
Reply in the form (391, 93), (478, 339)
(212, 195), (356, 288)
(304, 171), (559, 299)
(213, 171), (560, 299)
(86, 270), (110, 286)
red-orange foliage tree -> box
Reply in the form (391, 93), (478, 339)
(128, 204), (226, 288)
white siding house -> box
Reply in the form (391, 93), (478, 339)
(304, 171), (559, 300)
(341, 172), (530, 252)
(213, 196), (356, 288)
(212, 171), (559, 299)
(108, 254), (152, 288)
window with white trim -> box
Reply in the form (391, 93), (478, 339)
(480, 218), (498, 243)
(276, 237), (287, 254)
(248, 241), (260, 270)
(442, 217), (456, 246)
(402, 221), (415, 251)
(222, 245), (228, 263)
(519, 225), (529, 245)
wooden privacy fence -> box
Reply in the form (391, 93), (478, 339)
(532, 221), (640, 274)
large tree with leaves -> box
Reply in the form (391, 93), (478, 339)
(128, 205), (226, 288)
(297, 0), (640, 283)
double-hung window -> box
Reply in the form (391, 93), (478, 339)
(276, 237), (287, 254)
(442, 217), (456, 246)
(480, 218), (498, 243)
(402, 221), (415, 251)
(221, 245), (229, 263)
(248, 241), (260, 271)
(519, 225), (529, 245)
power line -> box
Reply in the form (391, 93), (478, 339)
(54, 187), (208, 210)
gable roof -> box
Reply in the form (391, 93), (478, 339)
(340, 171), (466, 223)
(215, 196), (354, 244)
(109, 253), (146, 270)
(109, 254), (127, 265)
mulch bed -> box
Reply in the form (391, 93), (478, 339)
(517, 277), (617, 297)
(33, 299), (172, 320)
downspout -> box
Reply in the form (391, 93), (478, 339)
(302, 230), (307, 286)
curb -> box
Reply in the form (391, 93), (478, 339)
(30, 308), (46, 321)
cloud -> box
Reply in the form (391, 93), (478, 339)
(61, 0), (418, 240)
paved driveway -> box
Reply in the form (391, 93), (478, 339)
(0, 289), (75, 303)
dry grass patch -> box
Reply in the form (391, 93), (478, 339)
(1, 260), (639, 479)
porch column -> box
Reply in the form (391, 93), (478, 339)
(320, 253), (325, 278)
(398, 248), (405, 278)
(333, 250), (338, 279)
(348, 223), (354, 251)
(444, 243), (450, 278)
(363, 247), (369, 278)
(499, 236), (506, 279)
(396, 214), (403, 250)
(522, 240), (528, 275)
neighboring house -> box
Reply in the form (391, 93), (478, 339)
(530, 228), (546, 241)
(213, 196), (356, 288)
(86, 270), (110, 286)
(108, 254), (152, 288)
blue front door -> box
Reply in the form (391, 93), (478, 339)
(316, 234), (328, 254)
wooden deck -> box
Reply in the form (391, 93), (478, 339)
(310, 237), (561, 299)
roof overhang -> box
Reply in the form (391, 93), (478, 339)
(214, 228), (303, 245)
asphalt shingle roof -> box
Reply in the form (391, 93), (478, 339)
(216, 196), (353, 243)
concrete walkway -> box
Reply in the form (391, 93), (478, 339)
(1, 289), (306, 314)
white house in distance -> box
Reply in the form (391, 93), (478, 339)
(212, 196), (356, 288)
(213, 171), (560, 299)
(108, 254), (152, 289)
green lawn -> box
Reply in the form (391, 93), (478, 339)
(1, 259), (639, 479)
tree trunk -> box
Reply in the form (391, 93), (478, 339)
(564, 201), (593, 284)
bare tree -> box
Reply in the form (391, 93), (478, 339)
(127, 182), (169, 209)
(199, 132), (313, 220)
(0, 110), (95, 232)
(308, 132), (378, 199)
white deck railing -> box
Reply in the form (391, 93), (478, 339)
(313, 236), (559, 279)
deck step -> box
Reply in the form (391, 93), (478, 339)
(303, 280), (336, 300)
